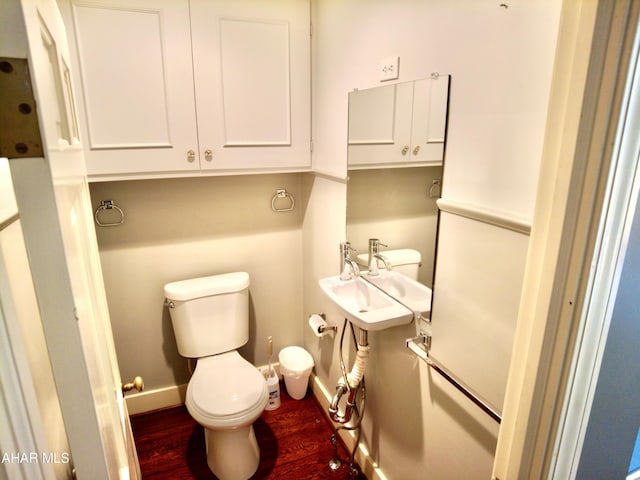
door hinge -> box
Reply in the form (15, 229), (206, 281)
(0, 58), (44, 159)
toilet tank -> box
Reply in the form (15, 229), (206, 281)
(164, 272), (250, 358)
(357, 248), (422, 280)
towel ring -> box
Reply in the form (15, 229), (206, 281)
(94, 200), (125, 227)
(271, 189), (295, 212)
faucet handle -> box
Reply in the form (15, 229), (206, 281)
(341, 242), (357, 257)
(368, 238), (388, 254)
(369, 238), (388, 246)
(340, 242), (359, 280)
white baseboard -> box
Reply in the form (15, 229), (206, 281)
(310, 374), (387, 480)
(125, 384), (187, 416)
(125, 361), (283, 416)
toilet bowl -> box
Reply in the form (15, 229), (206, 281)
(187, 352), (268, 429)
(164, 272), (268, 480)
(186, 352), (268, 479)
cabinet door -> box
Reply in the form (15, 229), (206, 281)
(62, 0), (199, 178)
(410, 75), (449, 165)
(347, 81), (413, 168)
(190, 0), (311, 171)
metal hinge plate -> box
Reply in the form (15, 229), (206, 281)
(0, 58), (44, 159)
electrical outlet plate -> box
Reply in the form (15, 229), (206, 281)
(379, 56), (400, 82)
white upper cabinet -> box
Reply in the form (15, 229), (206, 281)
(190, 0), (310, 172)
(348, 75), (450, 169)
(61, 0), (310, 180)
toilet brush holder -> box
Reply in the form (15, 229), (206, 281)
(265, 336), (281, 410)
(266, 370), (281, 410)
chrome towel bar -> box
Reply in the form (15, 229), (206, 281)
(405, 335), (502, 423)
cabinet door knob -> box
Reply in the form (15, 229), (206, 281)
(204, 149), (213, 161)
(401, 145), (409, 155)
(187, 150), (196, 162)
(413, 145), (420, 155)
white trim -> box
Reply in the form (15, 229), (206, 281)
(313, 169), (348, 183)
(492, 1), (600, 477)
(126, 362), (282, 415)
(493, 1), (639, 478)
(0, 302), (50, 480)
(0, 200), (54, 480)
(310, 374), (387, 480)
(125, 384), (187, 416)
(436, 198), (531, 235)
(87, 166), (313, 183)
(551, 13), (640, 476)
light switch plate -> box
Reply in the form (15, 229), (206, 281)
(379, 56), (400, 81)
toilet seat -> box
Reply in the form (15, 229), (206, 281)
(186, 351), (268, 430)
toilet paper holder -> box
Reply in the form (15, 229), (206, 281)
(309, 313), (337, 335)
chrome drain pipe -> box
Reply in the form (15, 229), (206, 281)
(328, 380), (349, 423)
(329, 322), (369, 424)
(328, 320), (369, 474)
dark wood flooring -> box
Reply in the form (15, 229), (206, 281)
(130, 383), (366, 479)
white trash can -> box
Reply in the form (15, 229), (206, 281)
(279, 346), (314, 400)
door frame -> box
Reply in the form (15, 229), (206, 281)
(493, 0), (640, 478)
(0, 1), (137, 478)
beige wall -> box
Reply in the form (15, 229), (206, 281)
(90, 173), (304, 389)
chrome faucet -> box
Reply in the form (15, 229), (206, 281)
(340, 242), (360, 280)
(367, 238), (392, 276)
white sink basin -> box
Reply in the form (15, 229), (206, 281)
(362, 271), (432, 317)
(319, 275), (413, 331)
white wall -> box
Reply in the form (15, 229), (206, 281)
(308, 0), (561, 478)
(90, 174), (304, 390)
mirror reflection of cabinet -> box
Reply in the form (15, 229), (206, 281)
(346, 75), (450, 316)
(348, 75), (450, 168)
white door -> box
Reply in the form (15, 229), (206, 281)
(1, 0), (140, 478)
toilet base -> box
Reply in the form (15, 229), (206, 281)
(204, 425), (260, 480)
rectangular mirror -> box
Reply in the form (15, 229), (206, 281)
(346, 75), (450, 317)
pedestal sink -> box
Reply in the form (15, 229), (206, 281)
(319, 275), (413, 331)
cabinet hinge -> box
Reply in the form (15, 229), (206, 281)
(310, 140), (314, 153)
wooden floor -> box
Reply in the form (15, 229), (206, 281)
(130, 383), (366, 479)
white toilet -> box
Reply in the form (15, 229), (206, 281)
(164, 271), (268, 480)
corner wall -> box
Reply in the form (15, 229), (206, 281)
(90, 173), (304, 393)
(307, 1), (562, 478)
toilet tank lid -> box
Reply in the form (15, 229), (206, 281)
(164, 272), (250, 301)
(356, 248), (421, 266)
